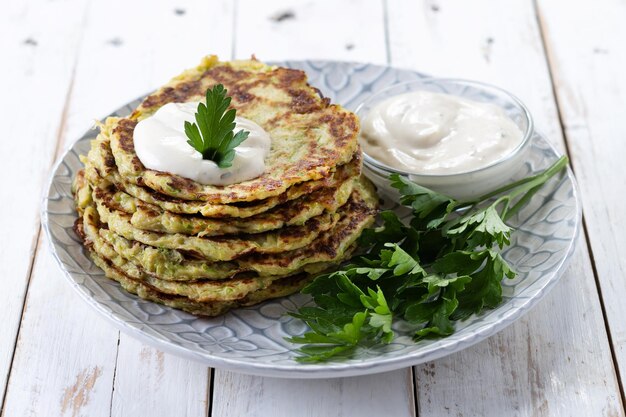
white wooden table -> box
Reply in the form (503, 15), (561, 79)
(2, 0), (625, 415)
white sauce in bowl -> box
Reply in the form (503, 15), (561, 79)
(360, 91), (524, 175)
(133, 102), (271, 186)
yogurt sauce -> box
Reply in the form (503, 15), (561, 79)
(133, 102), (271, 186)
(360, 91), (524, 175)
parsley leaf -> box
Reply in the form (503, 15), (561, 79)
(445, 203), (513, 249)
(287, 270), (394, 363)
(389, 174), (457, 229)
(184, 84), (249, 168)
(288, 156), (569, 362)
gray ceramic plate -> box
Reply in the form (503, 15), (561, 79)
(43, 61), (581, 378)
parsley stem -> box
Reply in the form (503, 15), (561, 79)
(503, 182), (545, 221)
(453, 156), (569, 230)
(465, 156), (569, 204)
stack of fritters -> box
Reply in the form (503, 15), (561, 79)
(73, 56), (378, 316)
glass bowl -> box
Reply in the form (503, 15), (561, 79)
(355, 78), (534, 201)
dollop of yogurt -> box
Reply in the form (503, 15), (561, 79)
(133, 102), (271, 185)
(360, 91), (524, 174)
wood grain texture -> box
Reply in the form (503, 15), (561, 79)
(110, 338), (210, 417)
(211, 370), (416, 417)
(212, 1), (415, 416)
(537, 0), (626, 403)
(233, 0), (387, 64)
(386, 0), (624, 416)
(0, 0), (90, 406)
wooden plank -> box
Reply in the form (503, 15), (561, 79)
(386, 0), (625, 415)
(537, 0), (626, 402)
(212, 1), (415, 416)
(110, 337), (210, 417)
(0, 0), (91, 408)
(233, 0), (387, 64)
(3, 1), (235, 416)
(211, 370), (416, 417)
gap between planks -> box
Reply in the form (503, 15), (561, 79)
(107, 336), (122, 417)
(207, 368), (215, 417)
(411, 367), (420, 417)
(383, 0), (419, 412)
(534, 0), (626, 410)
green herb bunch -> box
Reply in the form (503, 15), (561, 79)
(288, 156), (569, 362)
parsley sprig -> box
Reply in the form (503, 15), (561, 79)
(184, 84), (249, 168)
(287, 156), (569, 362)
